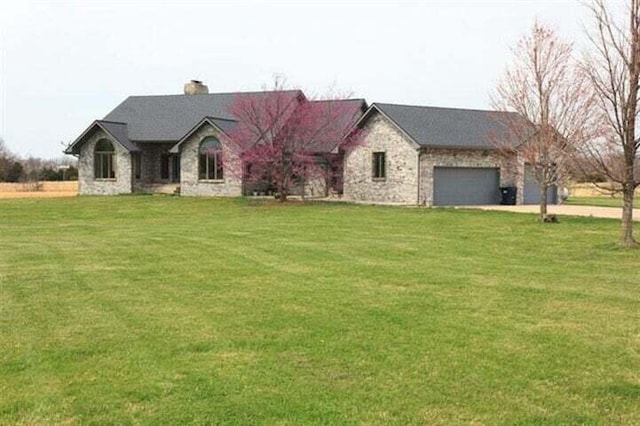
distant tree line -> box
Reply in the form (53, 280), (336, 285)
(0, 139), (77, 182)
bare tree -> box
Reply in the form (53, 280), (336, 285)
(579, 0), (640, 247)
(492, 22), (593, 221)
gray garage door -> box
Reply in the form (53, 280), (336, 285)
(433, 167), (500, 206)
(523, 165), (557, 205)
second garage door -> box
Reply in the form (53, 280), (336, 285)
(433, 167), (500, 206)
(523, 165), (558, 205)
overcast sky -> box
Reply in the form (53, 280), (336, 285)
(0, 0), (592, 159)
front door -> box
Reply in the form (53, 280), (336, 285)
(171, 155), (180, 183)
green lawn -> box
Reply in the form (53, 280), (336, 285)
(1, 197), (639, 425)
(565, 196), (640, 208)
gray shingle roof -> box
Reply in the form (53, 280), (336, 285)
(373, 103), (529, 149)
(103, 90), (303, 142)
(99, 121), (139, 152)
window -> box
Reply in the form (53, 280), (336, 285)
(160, 153), (170, 180)
(94, 139), (116, 179)
(133, 153), (142, 180)
(372, 152), (386, 180)
(199, 137), (224, 180)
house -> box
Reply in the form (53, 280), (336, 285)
(66, 80), (556, 205)
(65, 81), (366, 198)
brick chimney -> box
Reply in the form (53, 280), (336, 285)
(184, 80), (209, 95)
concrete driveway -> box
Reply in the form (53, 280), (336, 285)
(461, 204), (640, 221)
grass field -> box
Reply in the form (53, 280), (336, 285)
(1, 197), (639, 425)
(565, 195), (640, 209)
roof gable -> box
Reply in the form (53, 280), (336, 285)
(169, 117), (238, 153)
(352, 104), (421, 149)
(65, 120), (138, 155)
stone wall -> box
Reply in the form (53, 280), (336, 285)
(343, 112), (419, 204)
(178, 123), (243, 197)
(78, 128), (133, 195)
(294, 162), (328, 198)
(514, 154), (525, 205)
(418, 148), (523, 206)
(302, 174), (327, 198)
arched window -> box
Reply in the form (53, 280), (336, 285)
(199, 137), (224, 180)
(94, 139), (116, 179)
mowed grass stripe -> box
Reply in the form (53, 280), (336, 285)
(0, 196), (638, 425)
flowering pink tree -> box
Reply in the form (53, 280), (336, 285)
(228, 81), (363, 202)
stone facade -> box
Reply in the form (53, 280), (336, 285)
(514, 154), (526, 205)
(343, 111), (526, 206)
(343, 112), (420, 204)
(178, 123), (243, 197)
(419, 148), (523, 206)
(301, 174), (327, 198)
(78, 128), (133, 195)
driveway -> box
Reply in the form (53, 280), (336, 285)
(461, 204), (640, 221)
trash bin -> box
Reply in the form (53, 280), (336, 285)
(500, 186), (517, 205)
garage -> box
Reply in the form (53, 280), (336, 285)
(433, 167), (500, 206)
(523, 165), (557, 205)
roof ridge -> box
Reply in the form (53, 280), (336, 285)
(124, 89), (304, 99)
(204, 116), (238, 122)
(97, 119), (128, 125)
(310, 98), (366, 103)
(373, 102), (513, 115)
